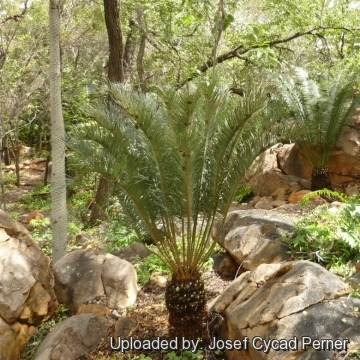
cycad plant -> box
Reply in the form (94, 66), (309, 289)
(274, 68), (360, 191)
(69, 81), (285, 340)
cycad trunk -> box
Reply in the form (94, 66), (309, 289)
(311, 166), (333, 191)
(165, 272), (206, 340)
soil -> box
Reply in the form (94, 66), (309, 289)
(83, 270), (232, 360)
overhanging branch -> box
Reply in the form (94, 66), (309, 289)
(179, 26), (360, 88)
(0, 0), (28, 24)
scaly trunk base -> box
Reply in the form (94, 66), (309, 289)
(311, 166), (333, 191)
(165, 273), (206, 340)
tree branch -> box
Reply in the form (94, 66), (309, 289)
(179, 26), (360, 88)
(0, 0), (28, 24)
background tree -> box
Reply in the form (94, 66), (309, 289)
(49, 0), (67, 264)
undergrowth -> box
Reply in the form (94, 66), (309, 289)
(287, 190), (360, 276)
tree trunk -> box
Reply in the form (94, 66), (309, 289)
(136, 8), (147, 93)
(49, 0), (67, 264)
(89, 176), (112, 223)
(90, 0), (126, 223)
(103, 0), (124, 84)
(311, 166), (333, 191)
(123, 18), (136, 88)
(165, 272), (206, 340)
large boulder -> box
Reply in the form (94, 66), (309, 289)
(249, 118), (360, 197)
(208, 261), (358, 360)
(277, 123), (360, 185)
(34, 313), (109, 360)
(0, 210), (57, 360)
(53, 248), (137, 313)
(212, 210), (294, 271)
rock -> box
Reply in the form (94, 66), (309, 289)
(112, 247), (138, 261)
(20, 211), (45, 224)
(102, 254), (138, 310)
(299, 178), (311, 190)
(0, 318), (30, 360)
(114, 317), (137, 338)
(345, 185), (359, 196)
(34, 313), (109, 360)
(0, 228), (9, 243)
(53, 249), (137, 313)
(19, 283), (52, 325)
(0, 210), (30, 238)
(212, 253), (240, 279)
(271, 188), (286, 201)
(150, 272), (167, 287)
(249, 169), (302, 197)
(130, 242), (151, 258)
(76, 304), (110, 316)
(270, 200), (287, 208)
(277, 144), (312, 180)
(74, 233), (94, 246)
(277, 126), (360, 185)
(288, 190), (311, 203)
(345, 272), (360, 288)
(112, 242), (151, 262)
(254, 201), (273, 210)
(0, 236), (56, 325)
(212, 210), (294, 271)
(209, 261), (357, 360)
(0, 210), (56, 360)
(53, 248), (106, 314)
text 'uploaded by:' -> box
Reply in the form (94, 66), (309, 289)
(110, 336), (350, 353)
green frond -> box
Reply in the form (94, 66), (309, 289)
(272, 67), (360, 168)
(69, 80), (284, 277)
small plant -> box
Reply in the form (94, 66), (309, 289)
(300, 188), (348, 205)
(233, 186), (253, 203)
(19, 184), (51, 212)
(134, 252), (171, 284)
(104, 225), (139, 253)
(166, 350), (204, 360)
(288, 202), (360, 276)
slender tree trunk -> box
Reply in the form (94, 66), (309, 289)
(136, 8), (147, 93)
(49, 0), (67, 264)
(103, 0), (124, 83)
(90, 0), (127, 223)
(123, 18), (136, 88)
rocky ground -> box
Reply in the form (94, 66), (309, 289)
(4, 158), (359, 360)
(83, 270), (232, 360)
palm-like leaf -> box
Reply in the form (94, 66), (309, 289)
(70, 82), (285, 274)
(274, 68), (360, 168)
(68, 81), (287, 338)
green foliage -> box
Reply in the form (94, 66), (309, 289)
(166, 349), (204, 360)
(272, 67), (360, 169)
(69, 81), (286, 278)
(288, 202), (360, 276)
(134, 252), (171, 284)
(233, 185), (253, 203)
(19, 184), (51, 212)
(104, 225), (139, 253)
(28, 217), (52, 256)
(300, 189), (349, 205)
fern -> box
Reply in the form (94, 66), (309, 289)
(300, 189), (349, 205)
